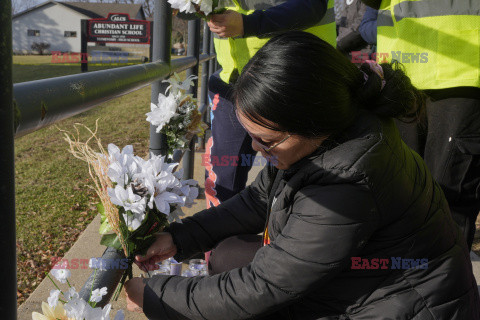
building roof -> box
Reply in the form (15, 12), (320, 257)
(13, 0), (145, 20)
(60, 1), (145, 19)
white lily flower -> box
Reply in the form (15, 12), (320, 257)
(122, 212), (145, 231)
(108, 185), (146, 215)
(107, 144), (133, 163)
(64, 287), (79, 301)
(154, 191), (183, 214)
(47, 289), (60, 308)
(146, 93), (178, 133)
(89, 287), (108, 304)
(163, 73), (197, 97)
(51, 268), (71, 284)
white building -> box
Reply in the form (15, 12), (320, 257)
(12, 1), (145, 53)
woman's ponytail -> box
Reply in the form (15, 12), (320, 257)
(356, 61), (426, 122)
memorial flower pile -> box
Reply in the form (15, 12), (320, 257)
(32, 268), (124, 320)
(146, 73), (208, 156)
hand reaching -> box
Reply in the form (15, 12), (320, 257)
(135, 232), (177, 272)
(208, 10), (244, 38)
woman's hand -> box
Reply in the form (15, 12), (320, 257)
(125, 277), (146, 313)
(135, 232), (177, 272)
(207, 10), (244, 38)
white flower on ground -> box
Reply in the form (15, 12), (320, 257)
(89, 287), (108, 304)
(32, 301), (68, 320)
(47, 289), (60, 308)
(163, 73), (197, 97)
(51, 268), (71, 284)
(108, 185), (146, 215)
(64, 287), (79, 301)
(146, 93), (178, 133)
(64, 298), (88, 319)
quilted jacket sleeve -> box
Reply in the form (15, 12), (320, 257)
(143, 183), (379, 320)
(165, 165), (272, 261)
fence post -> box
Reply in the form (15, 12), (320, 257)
(182, 19), (201, 180)
(149, 0), (172, 157)
(0, 0), (17, 318)
(198, 22), (211, 150)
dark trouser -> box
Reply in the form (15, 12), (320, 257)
(396, 96), (480, 249)
(204, 71), (256, 208)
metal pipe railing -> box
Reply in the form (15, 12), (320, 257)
(0, 0), (18, 317)
(13, 57), (199, 139)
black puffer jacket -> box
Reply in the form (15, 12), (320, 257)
(143, 113), (480, 319)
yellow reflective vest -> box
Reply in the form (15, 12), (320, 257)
(376, 0), (480, 90)
(214, 0), (337, 83)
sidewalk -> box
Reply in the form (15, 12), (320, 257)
(17, 151), (262, 320)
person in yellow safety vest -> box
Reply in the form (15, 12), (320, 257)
(363, 0), (480, 250)
(203, 0), (337, 212)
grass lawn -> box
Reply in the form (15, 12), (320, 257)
(13, 55), (144, 83)
(14, 55), (197, 304)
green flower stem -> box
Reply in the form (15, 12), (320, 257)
(46, 274), (63, 294)
(66, 278), (72, 289)
(89, 269), (98, 304)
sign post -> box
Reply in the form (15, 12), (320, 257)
(81, 19), (88, 72)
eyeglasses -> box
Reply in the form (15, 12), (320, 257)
(236, 112), (291, 153)
(248, 132), (291, 153)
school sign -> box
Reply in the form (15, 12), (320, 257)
(88, 13), (150, 44)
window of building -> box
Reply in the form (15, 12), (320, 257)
(27, 29), (40, 36)
(64, 31), (77, 37)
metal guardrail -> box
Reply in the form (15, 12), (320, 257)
(2, 0), (218, 315)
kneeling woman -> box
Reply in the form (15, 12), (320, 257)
(125, 32), (480, 319)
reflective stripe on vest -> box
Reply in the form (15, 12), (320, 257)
(377, 0), (480, 90)
(378, 0), (480, 26)
(214, 0), (337, 83)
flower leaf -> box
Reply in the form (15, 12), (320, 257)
(100, 234), (123, 251)
(99, 219), (112, 235)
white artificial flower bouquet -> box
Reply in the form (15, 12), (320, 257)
(146, 73), (208, 156)
(168, 0), (234, 19)
(32, 268), (124, 320)
(60, 121), (200, 301)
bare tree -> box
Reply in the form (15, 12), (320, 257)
(12, 0), (36, 15)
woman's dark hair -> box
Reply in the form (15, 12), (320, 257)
(233, 31), (426, 138)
